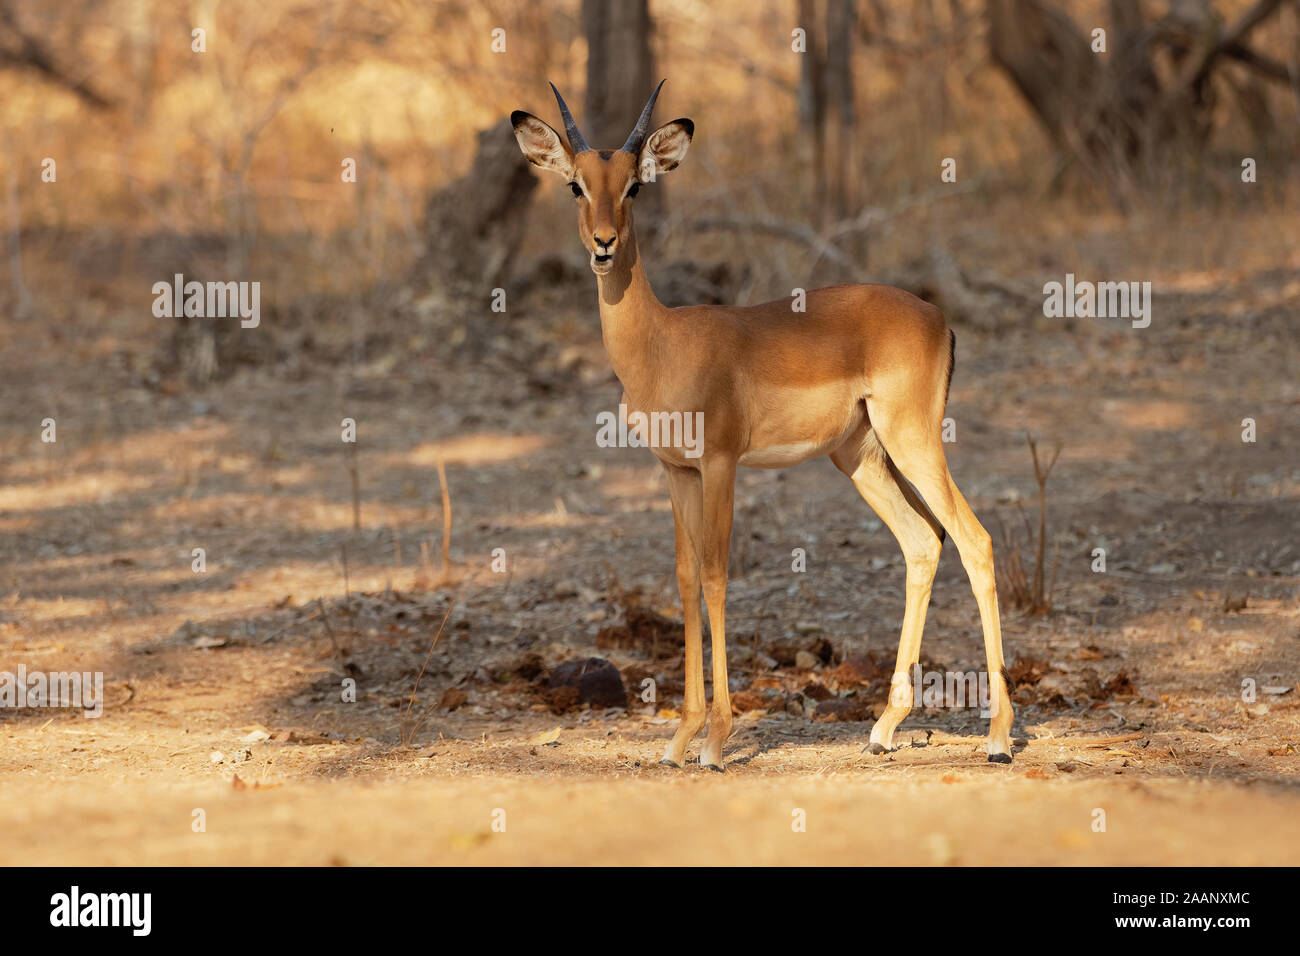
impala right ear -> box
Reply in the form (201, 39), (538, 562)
(511, 111), (575, 180)
(638, 118), (693, 182)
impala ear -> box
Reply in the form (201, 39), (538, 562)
(637, 118), (693, 183)
(511, 110), (576, 180)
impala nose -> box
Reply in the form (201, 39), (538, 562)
(593, 234), (616, 260)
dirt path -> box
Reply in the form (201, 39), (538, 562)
(5, 771), (1298, 866)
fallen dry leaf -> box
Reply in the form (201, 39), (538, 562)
(439, 687), (469, 711)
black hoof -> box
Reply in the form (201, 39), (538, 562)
(988, 752), (1013, 764)
(659, 758), (681, 768)
(704, 763), (725, 773)
(865, 742), (890, 755)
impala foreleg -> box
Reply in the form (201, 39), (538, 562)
(660, 465), (706, 767)
(698, 459), (737, 771)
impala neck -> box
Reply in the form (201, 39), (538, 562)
(595, 228), (664, 400)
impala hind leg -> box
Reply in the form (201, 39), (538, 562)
(869, 405), (1015, 762)
(660, 464), (707, 767)
(831, 432), (944, 754)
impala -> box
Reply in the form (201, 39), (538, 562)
(511, 81), (1014, 770)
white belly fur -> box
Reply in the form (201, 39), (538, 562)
(739, 441), (832, 468)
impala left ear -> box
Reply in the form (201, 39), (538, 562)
(511, 110), (576, 180)
(638, 119), (694, 182)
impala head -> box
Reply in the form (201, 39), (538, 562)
(512, 80), (693, 276)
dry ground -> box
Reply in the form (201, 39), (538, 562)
(2, 211), (1299, 866)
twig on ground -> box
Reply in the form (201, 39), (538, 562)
(399, 600), (455, 747)
(348, 440), (361, 531)
(437, 458), (452, 583)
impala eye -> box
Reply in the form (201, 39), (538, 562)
(569, 182), (583, 198)
(626, 182), (640, 199)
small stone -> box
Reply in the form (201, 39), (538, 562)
(547, 657), (627, 710)
(542, 686), (581, 714)
(795, 650), (820, 670)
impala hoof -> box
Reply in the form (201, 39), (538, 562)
(703, 762), (725, 773)
(659, 757), (682, 768)
(865, 742), (891, 755)
(987, 752), (1013, 764)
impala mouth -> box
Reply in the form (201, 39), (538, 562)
(590, 252), (614, 275)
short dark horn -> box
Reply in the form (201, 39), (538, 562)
(620, 79), (666, 155)
(549, 82), (590, 154)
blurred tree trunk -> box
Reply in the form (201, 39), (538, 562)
(123, 0), (157, 121)
(798, 0), (858, 234)
(825, 0), (857, 221)
(417, 117), (537, 294)
(797, 0), (827, 225)
(582, 0), (663, 225)
(987, 0), (1293, 202)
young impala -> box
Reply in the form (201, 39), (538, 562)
(511, 81), (1014, 770)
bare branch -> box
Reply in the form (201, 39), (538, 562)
(0, 1), (112, 109)
(1174, 0), (1289, 91)
(687, 217), (866, 280)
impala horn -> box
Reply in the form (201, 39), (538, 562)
(550, 82), (591, 154)
(620, 79), (666, 155)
